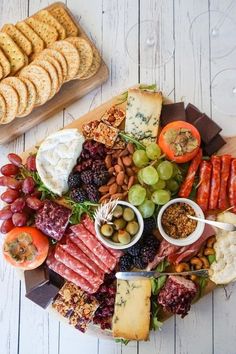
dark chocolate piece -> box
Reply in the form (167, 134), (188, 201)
(48, 269), (65, 288)
(194, 114), (222, 144)
(24, 265), (49, 294)
(25, 283), (60, 309)
(203, 134), (226, 156)
(161, 102), (186, 126)
(185, 103), (202, 124)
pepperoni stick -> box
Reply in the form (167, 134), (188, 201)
(178, 149), (202, 198)
(229, 159), (236, 213)
(218, 154), (231, 210)
(209, 155), (221, 209)
(196, 161), (212, 211)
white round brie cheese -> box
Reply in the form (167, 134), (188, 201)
(36, 129), (84, 196)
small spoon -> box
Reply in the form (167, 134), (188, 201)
(187, 215), (236, 232)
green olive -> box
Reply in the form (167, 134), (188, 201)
(113, 205), (123, 218)
(118, 230), (131, 244)
(123, 207), (135, 222)
(126, 221), (139, 235)
(112, 232), (119, 243)
(113, 218), (127, 230)
(100, 224), (113, 237)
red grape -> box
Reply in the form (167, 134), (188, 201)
(1, 189), (19, 203)
(22, 177), (35, 194)
(31, 190), (42, 198)
(1, 164), (19, 176)
(12, 212), (28, 227)
(26, 196), (43, 210)
(7, 153), (22, 167)
(26, 155), (36, 171)
(0, 208), (13, 220)
(11, 198), (26, 213)
(0, 176), (21, 190)
(1, 219), (14, 234)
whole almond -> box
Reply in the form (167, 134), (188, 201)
(108, 167), (115, 175)
(105, 155), (112, 169)
(114, 164), (122, 173)
(127, 143), (135, 154)
(122, 185), (128, 191)
(124, 175), (129, 185)
(99, 185), (110, 193)
(117, 186), (122, 193)
(117, 157), (124, 169)
(110, 193), (123, 200)
(107, 176), (116, 185)
(109, 183), (118, 195)
(126, 167), (134, 176)
(119, 148), (129, 157)
(116, 171), (125, 185)
(99, 193), (110, 203)
(122, 156), (132, 167)
(128, 175), (135, 189)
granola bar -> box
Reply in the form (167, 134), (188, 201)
(101, 106), (125, 128)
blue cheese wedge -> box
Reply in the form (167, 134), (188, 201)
(36, 129), (84, 196)
(125, 88), (162, 145)
(112, 279), (151, 341)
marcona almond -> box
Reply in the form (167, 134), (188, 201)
(105, 155), (112, 169)
(109, 183), (118, 194)
(127, 142), (135, 154)
(128, 175), (135, 189)
(116, 171), (125, 185)
(122, 156), (132, 167)
(99, 185), (110, 193)
(108, 167), (115, 175)
(126, 167), (134, 176)
(114, 164), (122, 173)
(107, 176), (116, 185)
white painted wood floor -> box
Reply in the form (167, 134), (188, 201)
(1, 0), (236, 353)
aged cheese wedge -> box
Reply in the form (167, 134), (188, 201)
(112, 279), (151, 341)
(36, 129), (84, 196)
(125, 88), (163, 146)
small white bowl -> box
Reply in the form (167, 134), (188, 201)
(157, 198), (205, 246)
(95, 201), (144, 250)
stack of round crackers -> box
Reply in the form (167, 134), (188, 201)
(0, 4), (102, 125)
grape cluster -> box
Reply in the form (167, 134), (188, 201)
(0, 154), (43, 233)
(128, 143), (180, 217)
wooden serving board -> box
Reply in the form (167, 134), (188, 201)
(0, 2), (109, 145)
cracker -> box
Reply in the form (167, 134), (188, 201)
(50, 40), (79, 81)
(0, 94), (7, 123)
(49, 5), (78, 37)
(17, 77), (36, 117)
(19, 64), (51, 106)
(101, 106), (125, 127)
(0, 47), (10, 77)
(0, 32), (25, 74)
(2, 77), (28, 116)
(26, 18), (58, 47)
(80, 44), (101, 80)
(16, 21), (44, 54)
(0, 83), (19, 124)
(93, 122), (119, 148)
(36, 48), (67, 81)
(36, 52), (63, 87)
(33, 59), (59, 99)
(35, 10), (66, 40)
(0, 63), (3, 80)
(66, 37), (93, 79)
(2, 24), (32, 56)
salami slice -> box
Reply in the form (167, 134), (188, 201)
(178, 149), (202, 198)
(218, 154), (232, 210)
(209, 155), (221, 209)
(71, 224), (117, 271)
(196, 161), (212, 211)
(229, 159), (236, 213)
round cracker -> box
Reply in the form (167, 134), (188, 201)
(0, 94), (7, 123)
(17, 77), (36, 117)
(50, 40), (80, 81)
(80, 45), (101, 80)
(35, 52), (63, 88)
(0, 48), (11, 77)
(0, 83), (19, 124)
(0, 63), (3, 80)
(19, 64), (51, 106)
(66, 37), (93, 79)
(2, 77), (28, 116)
(36, 48), (67, 81)
(33, 59), (59, 99)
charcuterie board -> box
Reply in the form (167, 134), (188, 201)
(0, 2), (109, 145)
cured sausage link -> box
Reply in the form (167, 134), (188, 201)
(218, 154), (232, 210)
(209, 155), (221, 210)
(229, 159), (236, 213)
(178, 149), (202, 198)
(196, 161), (212, 211)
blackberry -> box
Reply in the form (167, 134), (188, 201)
(92, 160), (106, 172)
(133, 255), (147, 270)
(93, 170), (110, 186)
(85, 185), (100, 203)
(75, 159), (93, 172)
(68, 172), (81, 189)
(119, 254), (133, 272)
(126, 239), (143, 256)
(143, 217), (156, 234)
(140, 245), (157, 264)
(81, 170), (94, 184)
(144, 234), (160, 250)
(70, 188), (87, 203)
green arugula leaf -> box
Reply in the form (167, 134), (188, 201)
(208, 254), (216, 264)
(64, 197), (98, 224)
(198, 276), (208, 298)
(152, 317), (163, 331)
(139, 83), (157, 91)
(150, 299), (163, 331)
(155, 260), (170, 273)
(119, 131), (146, 150)
(115, 338), (130, 345)
(151, 276), (167, 296)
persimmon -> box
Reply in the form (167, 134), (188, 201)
(158, 121), (201, 163)
(3, 227), (49, 270)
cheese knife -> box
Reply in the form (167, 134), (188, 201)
(116, 269), (209, 280)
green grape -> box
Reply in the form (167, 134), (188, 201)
(146, 143), (161, 160)
(141, 166), (159, 185)
(172, 163), (180, 177)
(128, 184), (147, 206)
(151, 190), (171, 205)
(138, 199), (155, 218)
(151, 179), (166, 190)
(132, 150), (149, 168)
(166, 179), (179, 192)
(137, 169), (144, 184)
(157, 161), (173, 180)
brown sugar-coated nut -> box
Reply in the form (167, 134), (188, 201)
(116, 171), (125, 185)
(190, 257), (203, 270)
(204, 247), (215, 256)
(175, 263), (190, 272)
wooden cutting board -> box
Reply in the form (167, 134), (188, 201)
(0, 2), (109, 145)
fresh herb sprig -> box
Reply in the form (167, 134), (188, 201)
(115, 338), (130, 345)
(119, 131), (145, 150)
(64, 197), (98, 224)
(115, 83), (157, 105)
(151, 300), (163, 331)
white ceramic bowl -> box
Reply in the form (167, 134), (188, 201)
(95, 201), (144, 250)
(157, 198), (205, 246)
